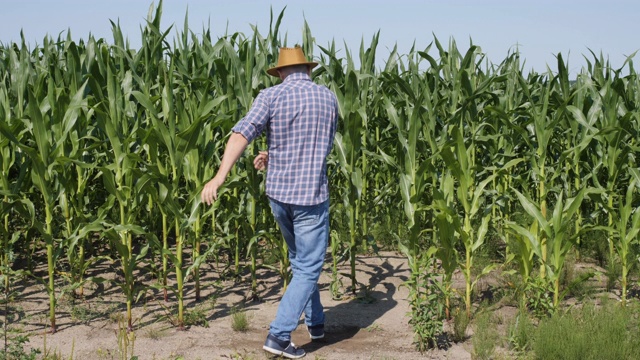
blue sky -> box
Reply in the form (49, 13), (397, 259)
(1, 0), (638, 76)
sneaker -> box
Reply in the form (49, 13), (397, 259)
(263, 333), (306, 359)
(307, 324), (324, 340)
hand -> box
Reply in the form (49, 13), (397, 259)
(201, 175), (225, 205)
(253, 151), (268, 171)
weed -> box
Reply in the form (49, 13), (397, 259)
(355, 284), (376, 304)
(109, 311), (126, 324)
(507, 307), (535, 353)
(221, 350), (257, 359)
(2, 276), (40, 360)
(0, 335), (40, 360)
(69, 302), (119, 325)
(407, 264), (446, 352)
(184, 306), (209, 328)
(564, 271), (596, 301)
(95, 348), (113, 359)
(154, 296), (215, 329)
(144, 326), (168, 340)
(115, 318), (136, 360)
(471, 311), (498, 360)
(524, 277), (554, 319)
(365, 323), (381, 332)
(533, 302), (640, 360)
(39, 333), (75, 359)
(230, 307), (249, 332)
(605, 256), (621, 293)
(451, 307), (469, 343)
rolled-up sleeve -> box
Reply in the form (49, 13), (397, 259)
(231, 92), (270, 143)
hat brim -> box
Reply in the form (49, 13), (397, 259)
(267, 62), (319, 77)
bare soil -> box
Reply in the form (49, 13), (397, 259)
(5, 251), (610, 360)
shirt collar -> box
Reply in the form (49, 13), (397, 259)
(283, 72), (311, 83)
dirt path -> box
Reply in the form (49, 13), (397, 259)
(13, 252), (473, 359)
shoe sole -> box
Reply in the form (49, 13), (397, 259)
(262, 345), (306, 359)
(309, 333), (324, 340)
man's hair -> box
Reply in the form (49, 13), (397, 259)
(279, 64), (310, 75)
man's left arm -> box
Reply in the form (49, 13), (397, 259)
(201, 92), (271, 205)
(201, 132), (249, 205)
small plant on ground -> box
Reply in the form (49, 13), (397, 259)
(183, 308), (209, 328)
(365, 323), (381, 332)
(144, 326), (168, 341)
(605, 254), (621, 293)
(524, 276), (554, 319)
(221, 350), (258, 359)
(0, 335), (40, 360)
(355, 284), (377, 304)
(39, 333), (75, 360)
(451, 306), (469, 343)
(109, 311), (126, 324)
(153, 296), (214, 329)
(507, 307), (535, 353)
(230, 307), (249, 332)
(471, 311), (498, 360)
(68, 301), (119, 325)
(2, 275), (40, 360)
(407, 262), (446, 352)
(183, 300), (214, 328)
(115, 318), (137, 360)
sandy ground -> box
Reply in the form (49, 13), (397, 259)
(8, 252), (490, 360)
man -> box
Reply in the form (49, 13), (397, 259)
(201, 46), (338, 359)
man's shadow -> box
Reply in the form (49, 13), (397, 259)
(300, 256), (407, 352)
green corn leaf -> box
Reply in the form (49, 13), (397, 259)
(551, 192), (565, 233)
(513, 189), (551, 237)
(472, 215), (491, 252)
(399, 173), (415, 227)
(470, 173), (498, 217)
(506, 222), (543, 260)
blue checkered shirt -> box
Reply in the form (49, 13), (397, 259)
(232, 72), (338, 206)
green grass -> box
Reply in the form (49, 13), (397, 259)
(533, 300), (640, 360)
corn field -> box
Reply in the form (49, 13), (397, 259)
(1, 2), (639, 350)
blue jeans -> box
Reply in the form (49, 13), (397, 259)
(268, 198), (329, 341)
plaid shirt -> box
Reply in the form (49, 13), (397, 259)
(232, 72), (338, 206)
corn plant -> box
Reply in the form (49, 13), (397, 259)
(2, 37), (90, 331)
(439, 126), (518, 317)
(586, 57), (635, 266)
(614, 171), (640, 305)
(511, 187), (588, 308)
(94, 28), (158, 330)
(134, 59), (217, 327)
(431, 170), (460, 318)
(131, 3), (174, 303)
(332, 68), (365, 294)
(434, 42), (517, 317)
(589, 169), (640, 305)
(0, 80), (33, 295)
(380, 52), (443, 348)
(230, 27), (277, 299)
(516, 72), (555, 279)
(172, 53), (229, 302)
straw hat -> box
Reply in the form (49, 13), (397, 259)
(267, 46), (318, 77)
